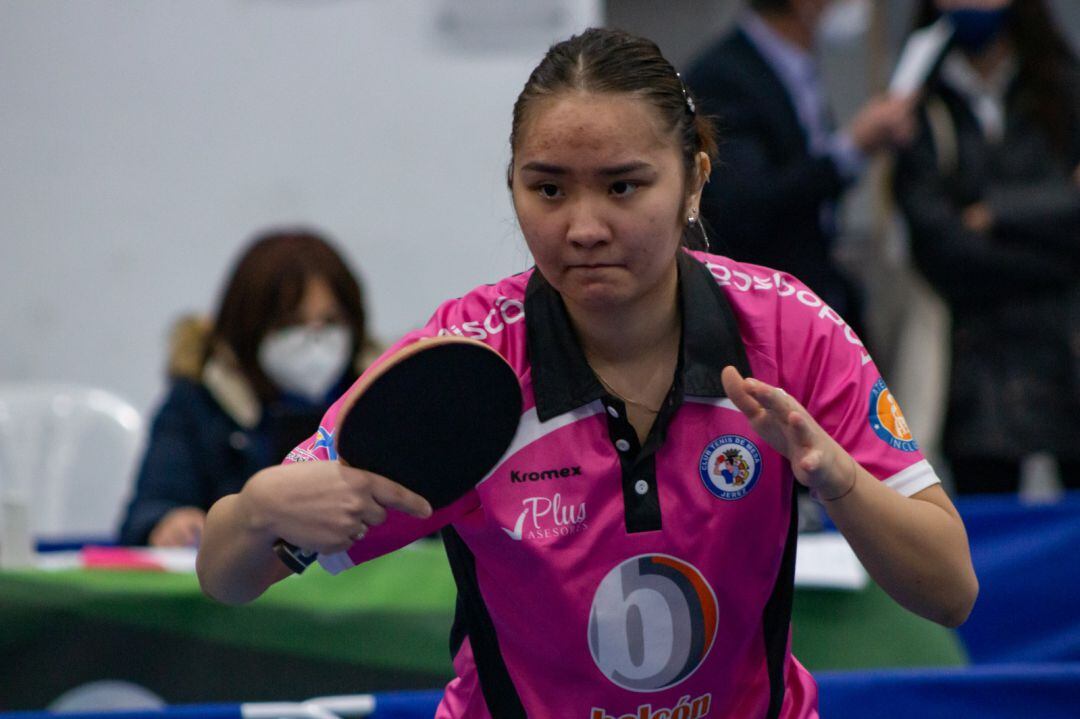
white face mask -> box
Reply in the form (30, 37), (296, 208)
(817, 0), (872, 47)
(257, 324), (352, 403)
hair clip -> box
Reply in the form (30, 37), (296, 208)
(675, 72), (696, 116)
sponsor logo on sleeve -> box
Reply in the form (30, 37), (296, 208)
(588, 554), (717, 692)
(435, 296), (525, 340)
(285, 447), (319, 463)
(698, 435), (762, 500)
(312, 426), (338, 461)
(868, 378), (918, 452)
(704, 260), (871, 366)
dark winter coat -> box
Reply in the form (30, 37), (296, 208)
(893, 56), (1080, 460)
(117, 318), (371, 545)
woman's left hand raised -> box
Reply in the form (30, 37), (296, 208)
(721, 366), (856, 500)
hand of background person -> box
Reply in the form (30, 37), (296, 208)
(237, 461), (433, 556)
(149, 507), (207, 547)
(961, 202), (995, 233)
(847, 93), (917, 154)
(1073, 163), (1080, 189)
(721, 366), (857, 500)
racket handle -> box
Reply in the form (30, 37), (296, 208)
(273, 538), (318, 574)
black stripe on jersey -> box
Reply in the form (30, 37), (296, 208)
(763, 481), (799, 719)
(442, 526), (527, 718)
(606, 364), (682, 534)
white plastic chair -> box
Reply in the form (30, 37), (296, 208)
(0, 383), (144, 543)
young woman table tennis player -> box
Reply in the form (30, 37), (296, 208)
(198, 28), (977, 718)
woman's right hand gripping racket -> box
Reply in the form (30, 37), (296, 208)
(273, 336), (522, 573)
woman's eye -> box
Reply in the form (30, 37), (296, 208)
(610, 180), (638, 197)
(537, 183), (562, 199)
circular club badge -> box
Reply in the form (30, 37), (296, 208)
(868, 378), (918, 452)
(699, 434), (762, 500)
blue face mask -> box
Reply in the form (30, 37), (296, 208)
(947, 8), (1010, 53)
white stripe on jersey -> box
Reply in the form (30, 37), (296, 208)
(478, 402), (608, 488)
(683, 396), (739, 412)
(884, 458), (941, 497)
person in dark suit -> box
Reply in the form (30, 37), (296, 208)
(684, 0), (915, 337)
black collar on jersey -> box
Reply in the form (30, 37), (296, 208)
(525, 251), (752, 422)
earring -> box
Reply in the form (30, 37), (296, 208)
(687, 209), (710, 252)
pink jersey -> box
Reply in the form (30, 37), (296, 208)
(285, 251), (938, 718)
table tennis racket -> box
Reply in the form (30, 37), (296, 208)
(273, 336), (522, 573)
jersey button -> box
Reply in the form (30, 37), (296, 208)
(606, 405), (619, 418)
(615, 438), (631, 452)
(634, 479), (649, 495)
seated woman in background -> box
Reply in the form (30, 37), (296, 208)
(118, 228), (379, 546)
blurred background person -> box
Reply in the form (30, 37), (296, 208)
(683, 0), (916, 341)
(893, 0), (1080, 494)
(118, 228), (380, 546)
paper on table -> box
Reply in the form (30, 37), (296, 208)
(34, 546), (198, 572)
(795, 532), (868, 590)
(889, 16), (954, 96)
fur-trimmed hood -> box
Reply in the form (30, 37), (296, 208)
(166, 315), (261, 428)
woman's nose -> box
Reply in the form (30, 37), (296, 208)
(565, 200), (611, 248)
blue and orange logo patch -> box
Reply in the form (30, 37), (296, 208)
(868, 379), (918, 452)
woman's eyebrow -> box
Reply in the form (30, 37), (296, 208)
(519, 161), (655, 176)
(597, 161), (652, 176)
(519, 162), (566, 175)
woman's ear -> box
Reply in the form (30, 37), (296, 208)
(686, 151), (711, 217)
(693, 151), (711, 203)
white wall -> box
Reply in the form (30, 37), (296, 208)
(0, 0), (600, 415)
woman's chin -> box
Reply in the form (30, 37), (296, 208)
(563, 285), (633, 313)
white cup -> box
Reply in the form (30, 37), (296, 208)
(0, 492), (34, 568)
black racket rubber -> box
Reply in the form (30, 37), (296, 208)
(274, 340), (521, 573)
(336, 341), (522, 508)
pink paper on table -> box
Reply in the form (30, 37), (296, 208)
(81, 546), (166, 571)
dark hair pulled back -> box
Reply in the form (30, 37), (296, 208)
(508, 28), (717, 190)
